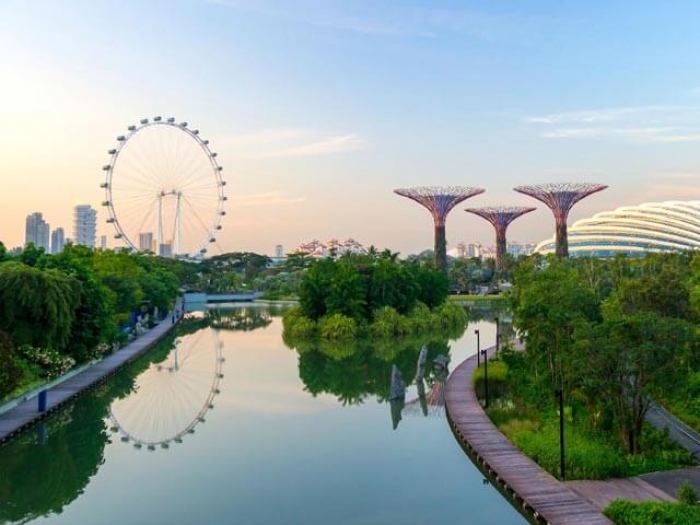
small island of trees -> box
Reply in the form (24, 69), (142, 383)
(282, 250), (468, 341)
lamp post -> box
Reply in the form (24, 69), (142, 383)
(556, 389), (565, 480)
(481, 347), (489, 409)
(495, 316), (500, 357)
(475, 329), (480, 367)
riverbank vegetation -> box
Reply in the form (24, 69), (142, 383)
(485, 253), (700, 480)
(281, 251), (468, 341)
(0, 242), (185, 399)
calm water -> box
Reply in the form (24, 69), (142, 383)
(0, 305), (527, 525)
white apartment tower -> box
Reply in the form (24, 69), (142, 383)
(74, 205), (97, 248)
(25, 212), (50, 251)
(51, 227), (65, 254)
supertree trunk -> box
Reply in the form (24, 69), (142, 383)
(555, 220), (568, 258)
(495, 228), (507, 274)
(434, 223), (447, 273)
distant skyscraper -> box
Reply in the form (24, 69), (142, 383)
(73, 205), (97, 248)
(25, 212), (50, 251)
(275, 244), (284, 258)
(159, 241), (173, 258)
(100, 235), (107, 249)
(51, 227), (65, 254)
(140, 232), (154, 252)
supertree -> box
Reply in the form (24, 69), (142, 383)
(394, 186), (485, 272)
(513, 183), (607, 258)
(464, 206), (536, 276)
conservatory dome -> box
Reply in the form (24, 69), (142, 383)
(535, 200), (700, 257)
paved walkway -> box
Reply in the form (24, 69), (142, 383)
(0, 310), (181, 444)
(445, 345), (613, 524)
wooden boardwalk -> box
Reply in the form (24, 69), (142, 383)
(445, 346), (613, 525)
(0, 311), (181, 444)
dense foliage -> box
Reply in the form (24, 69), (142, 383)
(282, 251), (469, 341)
(0, 243), (184, 398)
(505, 254), (700, 459)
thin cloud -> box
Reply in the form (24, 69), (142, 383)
(228, 192), (306, 207)
(224, 129), (366, 158)
(207, 0), (552, 42)
(264, 134), (365, 158)
(526, 104), (700, 143)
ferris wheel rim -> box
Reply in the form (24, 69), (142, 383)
(102, 117), (226, 257)
(107, 332), (225, 449)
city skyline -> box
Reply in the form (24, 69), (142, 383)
(2, 1), (700, 256)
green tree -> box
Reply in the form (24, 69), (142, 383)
(0, 262), (80, 351)
(575, 312), (692, 454)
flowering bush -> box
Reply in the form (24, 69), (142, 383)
(18, 345), (75, 380)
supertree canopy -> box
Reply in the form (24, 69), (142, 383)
(464, 206), (535, 276)
(514, 182), (607, 258)
(394, 186), (485, 272)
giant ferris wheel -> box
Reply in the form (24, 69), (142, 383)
(101, 117), (227, 257)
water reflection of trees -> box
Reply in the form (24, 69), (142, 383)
(0, 328), (184, 524)
(289, 332), (460, 406)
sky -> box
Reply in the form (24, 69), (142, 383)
(2, 0), (700, 257)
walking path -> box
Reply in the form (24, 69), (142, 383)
(445, 345), (613, 524)
(0, 308), (182, 444)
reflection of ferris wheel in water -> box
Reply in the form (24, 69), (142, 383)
(108, 329), (224, 450)
(101, 117), (227, 257)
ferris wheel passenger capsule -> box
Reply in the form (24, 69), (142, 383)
(100, 182), (108, 188)
(108, 148), (117, 154)
(202, 140), (209, 145)
(128, 125), (136, 131)
(140, 118), (149, 124)
(117, 135), (126, 141)
(106, 218), (115, 223)
(210, 152), (217, 158)
(192, 129), (199, 135)
(102, 165), (111, 171)
(154, 116), (162, 122)
(101, 200), (110, 206)
(179, 122), (187, 127)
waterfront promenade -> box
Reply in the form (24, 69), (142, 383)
(445, 345), (613, 524)
(0, 310), (181, 444)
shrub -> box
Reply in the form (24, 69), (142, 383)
(678, 482), (698, 505)
(371, 306), (410, 338)
(406, 302), (432, 332)
(432, 302), (468, 330)
(473, 361), (509, 400)
(604, 499), (700, 524)
(318, 314), (358, 340)
(17, 344), (75, 380)
(282, 306), (317, 339)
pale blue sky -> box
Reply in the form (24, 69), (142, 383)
(2, 0), (700, 255)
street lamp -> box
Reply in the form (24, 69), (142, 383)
(555, 389), (565, 480)
(475, 329), (480, 367)
(495, 316), (500, 357)
(481, 347), (489, 409)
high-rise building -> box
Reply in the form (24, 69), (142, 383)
(140, 232), (154, 253)
(73, 205), (97, 248)
(159, 241), (173, 258)
(51, 227), (65, 254)
(275, 244), (284, 258)
(100, 235), (107, 249)
(25, 212), (50, 251)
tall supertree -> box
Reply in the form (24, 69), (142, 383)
(394, 186), (485, 272)
(464, 206), (536, 276)
(514, 183), (607, 258)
